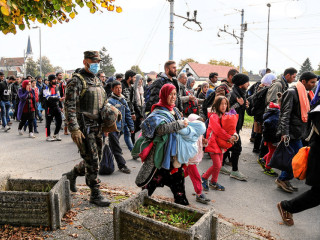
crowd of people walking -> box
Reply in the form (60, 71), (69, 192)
(1, 53), (320, 226)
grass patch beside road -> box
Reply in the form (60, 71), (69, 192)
(243, 112), (254, 128)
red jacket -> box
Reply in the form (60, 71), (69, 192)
(205, 113), (232, 153)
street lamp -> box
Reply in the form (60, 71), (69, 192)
(266, 3), (271, 69)
(32, 26), (42, 78)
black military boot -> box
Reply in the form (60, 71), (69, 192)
(62, 170), (78, 192)
(90, 187), (111, 207)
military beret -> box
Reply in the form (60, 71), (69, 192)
(84, 51), (101, 61)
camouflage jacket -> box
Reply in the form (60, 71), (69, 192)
(65, 68), (106, 132)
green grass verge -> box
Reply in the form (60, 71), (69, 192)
(243, 112), (254, 128)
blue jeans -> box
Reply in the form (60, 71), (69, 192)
(0, 101), (11, 127)
(279, 139), (303, 181)
(123, 125), (134, 151)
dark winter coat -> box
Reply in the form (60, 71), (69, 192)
(278, 86), (307, 140)
(229, 85), (247, 132)
(305, 104), (320, 186)
(145, 73), (182, 113)
(262, 106), (280, 143)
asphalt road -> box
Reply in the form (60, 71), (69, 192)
(1, 120), (319, 240)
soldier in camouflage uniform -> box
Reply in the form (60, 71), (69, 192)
(63, 51), (110, 207)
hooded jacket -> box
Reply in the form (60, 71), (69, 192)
(108, 93), (134, 132)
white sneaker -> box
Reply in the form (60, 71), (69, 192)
(53, 133), (62, 141)
(18, 129), (23, 135)
(4, 125), (11, 132)
(46, 136), (55, 142)
(29, 132), (35, 138)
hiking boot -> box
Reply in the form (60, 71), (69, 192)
(252, 148), (260, 153)
(285, 181), (298, 192)
(18, 129), (23, 135)
(277, 202), (294, 226)
(53, 133), (62, 141)
(275, 179), (293, 193)
(46, 136), (55, 142)
(120, 166), (131, 174)
(90, 188), (111, 207)
(4, 125), (11, 132)
(209, 182), (225, 191)
(220, 166), (231, 175)
(62, 170), (78, 192)
(201, 177), (209, 191)
(196, 193), (210, 204)
(257, 158), (267, 171)
(29, 132), (36, 138)
(230, 171), (247, 181)
(264, 168), (278, 177)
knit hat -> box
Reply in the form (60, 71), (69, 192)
(232, 73), (249, 87)
(48, 74), (56, 82)
(22, 80), (30, 89)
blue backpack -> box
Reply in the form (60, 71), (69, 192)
(99, 144), (115, 175)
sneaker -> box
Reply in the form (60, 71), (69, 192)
(220, 166), (231, 175)
(196, 193), (210, 204)
(230, 171), (247, 181)
(275, 179), (293, 193)
(277, 202), (294, 226)
(285, 181), (298, 192)
(53, 134), (62, 141)
(209, 182), (225, 191)
(34, 129), (39, 134)
(46, 136), (55, 142)
(7, 122), (12, 126)
(18, 129), (23, 135)
(201, 177), (209, 191)
(257, 158), (267, 171)
(4, 125), (11, 132)
(120, 166), (131, 174)
(29, 132), (35, 138)
(264, 168), (279, 177)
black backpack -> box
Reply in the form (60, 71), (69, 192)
(251, 87), (269, 117)
(99, 144), (115, 175)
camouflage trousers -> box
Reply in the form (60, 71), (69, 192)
(73, 127), (103, 189)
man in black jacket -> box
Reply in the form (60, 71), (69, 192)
(145, 60), (182, 114)
(43, 74), (63, 142)
(275, 71), (317, 193)
(228, 73), (250, 181)
(0, 75), (15, 131)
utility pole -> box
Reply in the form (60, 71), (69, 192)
(167, 0), (202, 61)
(239, 9), (244, 73)
(168, 0), (174, 60)
(266, 3), (271, 69)
(217, 9), (246, 73)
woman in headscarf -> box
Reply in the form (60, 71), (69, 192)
(198, 82), (209, 100)
(135, 83), (190, 205)
(186, 76), (196, 95)
(17, 80), (36, 138)
(131, 74), (144, 145)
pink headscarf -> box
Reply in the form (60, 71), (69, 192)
(151, 83), (176, 112)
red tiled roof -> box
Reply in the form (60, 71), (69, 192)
(187, 62), (238, 79)
(0, 57), (25, 67)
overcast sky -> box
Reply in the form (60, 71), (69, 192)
(1, 0), (320, 76)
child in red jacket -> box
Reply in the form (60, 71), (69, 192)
(202, 96), (238, 191)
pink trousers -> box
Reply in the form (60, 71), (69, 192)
(202, 153), (223, 183)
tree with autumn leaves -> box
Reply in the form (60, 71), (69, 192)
(0, 0), (122, 35)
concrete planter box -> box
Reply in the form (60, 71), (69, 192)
(0, 175), (71, 230)
(114, 190), (217, 240)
